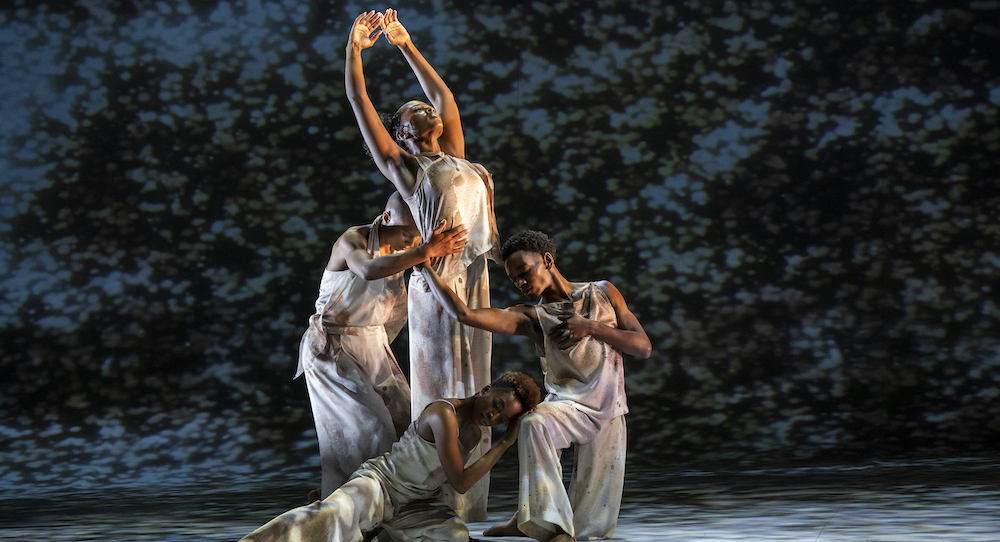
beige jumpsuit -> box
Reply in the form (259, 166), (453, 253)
(296, 217), (411, 499)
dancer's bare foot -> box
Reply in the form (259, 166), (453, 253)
(482, 513), (525, 537)
(306, 488), (320, 503)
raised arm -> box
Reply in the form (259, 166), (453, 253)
(554, 281), (653, 358)
(423, 402), (523, 494)
(382, 9), (464, 158)
(420, 263), (541, 340)
(344, 11), (418, 197)
(331, 223), (467, 280)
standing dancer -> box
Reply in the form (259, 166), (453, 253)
(345, 9), (500, 520)
(420, 231), (652, 542)
(299, 193), (467, 499)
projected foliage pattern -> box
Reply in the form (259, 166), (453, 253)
(1, 0), (999, 489)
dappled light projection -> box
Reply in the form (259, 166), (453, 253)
(2, 0), (999, 507)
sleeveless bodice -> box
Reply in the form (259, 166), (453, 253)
(358, 400), (473, 503)
(405, 153), (499, 284)
(534, 282), (628, 420)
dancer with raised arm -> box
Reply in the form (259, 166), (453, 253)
(345, 9), (500, 520)
(420, 230), (653, 542)
(298, 193), (467, 499)
(239, 372), (542, 542)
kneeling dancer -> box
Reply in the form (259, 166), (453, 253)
(239, 372), (541, 542)
(421, 230), (652, 542)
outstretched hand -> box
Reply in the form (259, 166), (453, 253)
(381, 8), (411, 46)
(423, 221), (468, 260)
(348, 11), (383, 51)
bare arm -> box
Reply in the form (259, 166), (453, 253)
(423, 402), (524, 494)
(382, 9), (464, 158)
(330, 223), (467, 280)
(344, 11), (418, 197)
(554, 281), (653, 358)
(420, 263), (541, 340)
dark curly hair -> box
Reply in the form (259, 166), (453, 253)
(500, 230), (556, 261)
(489, 371), (542, 412)
(362, 110), (406, 158)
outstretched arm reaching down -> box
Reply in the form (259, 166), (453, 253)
(419, 263), (542, 343)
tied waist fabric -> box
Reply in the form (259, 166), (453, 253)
(295, 321), (386, 379)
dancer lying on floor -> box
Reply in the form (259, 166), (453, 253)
(239, 372), (542, 542)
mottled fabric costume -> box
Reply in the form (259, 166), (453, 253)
(517, 283), (628, 541)
(295, 217), (411, 499)
(239, 401), (473, 542)
(404, 152), (499, 521)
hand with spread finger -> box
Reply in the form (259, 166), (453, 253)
(423, 221), (468, 261)
(381, 8), (411, 47)
(347, 11), (383, 51)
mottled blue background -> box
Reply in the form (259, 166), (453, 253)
(2, 0), (999, 496)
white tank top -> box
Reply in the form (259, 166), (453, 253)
(404, 152), (499, 283)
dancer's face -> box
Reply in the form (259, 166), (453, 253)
(504, 250), (551, 301)
(474, 389), (523, 427)
(397, 101), (441, 140)
(382, 226), (420, 252)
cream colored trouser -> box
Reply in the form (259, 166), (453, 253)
(239, 473), (469, 542)
(516, 401), (627, 541)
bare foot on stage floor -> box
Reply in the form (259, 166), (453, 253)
(482, 513), (525, 537)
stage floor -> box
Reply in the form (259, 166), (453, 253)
(1, 458), (997, 541)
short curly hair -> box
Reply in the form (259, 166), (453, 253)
(489, 371), (542, 412)
(500, 230), (556, 261)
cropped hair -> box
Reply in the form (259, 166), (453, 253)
(489, 371), (542, 412)
(500, 230), (556, 261)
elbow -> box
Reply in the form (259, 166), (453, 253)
(635, 341), (652, 360)
(453, 306), (473, 325)
(447, 477), (471, 494)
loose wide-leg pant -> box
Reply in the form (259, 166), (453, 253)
(239, 473), (469, 542)
(407, 256), (492, 521)
(301, 327), (411, 499)
(516, 401), (626, 541)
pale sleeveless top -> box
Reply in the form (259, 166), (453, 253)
(294, 216), (407, 377)
(405, 153), (499, 284)
(534, 282), (628, 420)
(313, 216), (406, 329)
(357, 400), (473, 503)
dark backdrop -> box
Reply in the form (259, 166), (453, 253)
(2, 0), (999, 493)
